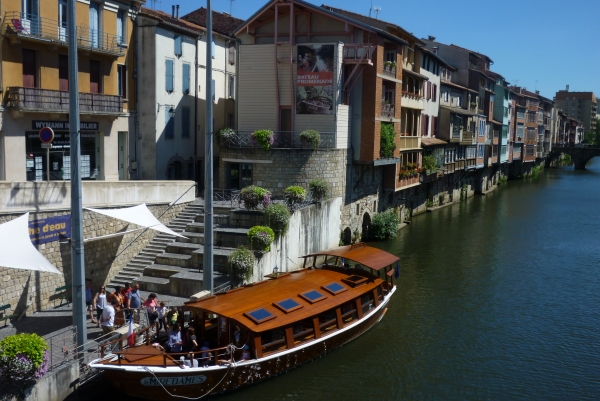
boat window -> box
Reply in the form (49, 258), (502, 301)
(318, 309), (337, 335)
(341, 301), (358, 324)
(299, 290), (327, 304)
(361, 292), (375, 314)
(322, 282), (348, 295)
(244, 308), (276, 324)
(292, 319), (315, 344)
(261, 327), (286, 354)
(273, 298), (303, 314)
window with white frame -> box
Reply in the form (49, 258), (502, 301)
(477, 144), (485, 158)
(466, 146), (476, 158)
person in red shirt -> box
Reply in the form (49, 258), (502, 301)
(121, 282), (132, 299)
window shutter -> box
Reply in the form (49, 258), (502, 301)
(182, 107), (190, 138)
(182, 64), (190, 94)
(165, 59), (174, 91)
(175, 35), (182, 56)
(433, 84), (437, 102)
(422, 114), (427, 136)
(165, 108), (174, 138)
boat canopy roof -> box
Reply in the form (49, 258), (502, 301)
(187, 268), (384, 333)
(302, 244), (399, 271)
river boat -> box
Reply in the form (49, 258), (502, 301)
(89, 243), (399, 399)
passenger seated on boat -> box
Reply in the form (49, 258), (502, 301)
(198, 341), (213, 366)
(167, 323), (183, 353)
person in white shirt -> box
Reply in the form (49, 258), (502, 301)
(100, 299), (117, 334)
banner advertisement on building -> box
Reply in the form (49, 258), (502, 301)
(29, 215), (71, 245)
(296, 44), (335, 115)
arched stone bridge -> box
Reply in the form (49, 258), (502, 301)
(549, 145), (600, 170)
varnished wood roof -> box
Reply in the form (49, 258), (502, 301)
(187, 268), (384, 333)
(303, 244), (399, 271)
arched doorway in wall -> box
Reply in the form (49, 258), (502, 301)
(362, 212), (371, 241)
(343, 227), (351, 245)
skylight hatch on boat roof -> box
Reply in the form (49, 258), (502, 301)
(244, 308), (276, 324)
(299, 290), (326, 304)
(273, 298), (303, 314)
(322, 282), (348, 295)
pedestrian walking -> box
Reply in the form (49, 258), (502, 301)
(100, 299), (118, 334)
(93, 286), (107, 328)
(85, 279), (96, 323)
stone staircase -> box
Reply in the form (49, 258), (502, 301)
(107, 199), (265, 297)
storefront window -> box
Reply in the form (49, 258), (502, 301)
(25, 131), (98, 181)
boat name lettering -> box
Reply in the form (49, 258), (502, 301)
(140, 375), (207, 386)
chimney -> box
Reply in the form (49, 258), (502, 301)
(535, 90), (539, 95)
(566, 84), (569, 91)
(176, 5), (180, 19)
(428, 35), (436, 41)
(172, 5), (175, 18)
(432, 46), (438, 55)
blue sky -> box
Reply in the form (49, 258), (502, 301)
(153, 0), (599, 99)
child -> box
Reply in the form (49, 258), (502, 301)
(157, 302), (168, 335)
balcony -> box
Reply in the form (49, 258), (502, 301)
(381, 103), (395, 119)
(220, 131), (336, 149)
(343, 44), (374, 65)
(5, 87), (124, 115)
(382, 63), (397, 79)
(461, 130), (474, 145)
(4, 12), (124, 56)
(397, 135), (421, 150)
(401, 92), (424, 109)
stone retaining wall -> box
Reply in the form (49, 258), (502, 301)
(219, 148), (349, 199)
(0, 202), (188, 318)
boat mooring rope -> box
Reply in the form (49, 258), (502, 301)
(142, 344), (242, 400)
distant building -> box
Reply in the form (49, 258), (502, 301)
(555, 87), (597, 132)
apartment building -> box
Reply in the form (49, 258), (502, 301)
(487, 71), (510, 164)
(0, 0), (140, 182)
(510, 87), (539, 163)
(555, 87), (597, 132)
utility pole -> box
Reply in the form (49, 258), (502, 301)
(68, 0), (86, 346)
(203, 0), (214, 293)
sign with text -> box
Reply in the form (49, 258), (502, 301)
(296, 44), (335, 115)
(29, 215), (71, 245)
(32, 121), (99, 131)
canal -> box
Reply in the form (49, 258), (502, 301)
(83, 162), (600, 400)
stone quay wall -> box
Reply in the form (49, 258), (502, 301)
(219, 148), (349, 199)
(0, 202), (188, 318)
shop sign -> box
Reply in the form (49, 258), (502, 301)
(296, 44), (335, 115)
(29, 215), (71, 245)
(32, 121), (99, 131)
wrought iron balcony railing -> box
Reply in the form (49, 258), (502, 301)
(4, 11), (124, 56)
(6, 87), (124, 114)
(381, 103), (394, 119)
(220, 131), (336, 149)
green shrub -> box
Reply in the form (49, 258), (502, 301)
(240, 185), (271, 210)
(251, 129), (274, 150)
(309, 179), (328, 202)
(422, 155), (437, 173)
(264, 204), (291, 235)
(531, 166), (540, 178)
(369, 209), (400, 240)
(0, 333), (49, 381)
(227, 246), (254, 284)
(380, 123), (397, 159)
(284, 186), (306, 207)
(300, 129), (320, 149)
(498, 176), (508, 185)
(248, 226), (275, 251)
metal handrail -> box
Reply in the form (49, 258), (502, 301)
(4, 11), (124, 55)
(5, 86), (123, 114)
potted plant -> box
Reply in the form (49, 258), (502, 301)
(309, 179), (328, 202)
(227, 246), (255, 286)
(251, 129), (275, 150)
(284, 186), (307, 208)
(264, 203), (291, 235)
(239, 185), (271, 210)
(248, 226), (275, 252)
(299, 129), (320, 149)
(470, 102), (477, 110)
(0, 333), (49, 383)
(218, 128), (236, 144)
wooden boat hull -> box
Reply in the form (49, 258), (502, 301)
(95, 287), (394, 400)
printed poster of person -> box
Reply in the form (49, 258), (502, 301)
(296, 44), (335, 115)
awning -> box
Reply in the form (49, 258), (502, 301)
(85, 204), (186, 238)
(0, 213), (62, 274)
(302, 243), (399, 271)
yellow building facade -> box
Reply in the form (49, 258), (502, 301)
(0, 0), (142, 182)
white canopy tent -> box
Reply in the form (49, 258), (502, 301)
(84, 203), (186, 240)
(0, 213), (62, 274)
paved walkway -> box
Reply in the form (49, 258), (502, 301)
(0, 290), (188, 341)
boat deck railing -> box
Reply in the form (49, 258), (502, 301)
(108, 344), (244, 368)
